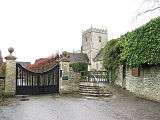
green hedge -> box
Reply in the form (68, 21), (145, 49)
(69, 62), (88, 72)
(103, 17), (160, 68)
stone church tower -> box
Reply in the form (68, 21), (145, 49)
(81, 27), (108, 70)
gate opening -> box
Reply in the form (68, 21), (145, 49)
(16, 63), (59, 95)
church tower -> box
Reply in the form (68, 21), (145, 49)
(81, 27), (108, 70)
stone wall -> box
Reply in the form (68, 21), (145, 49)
(115, 65), (160, 102)
(61, 68), (80, 93)
(114, 65), (126, 88)
(125, 66), (160, 102)
(59, 59), (81, 94)
(0, 78), (4, 93)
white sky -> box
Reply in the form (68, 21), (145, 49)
(0, 0), (159, 63)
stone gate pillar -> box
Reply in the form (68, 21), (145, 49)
(5, 47), (17, 96)
(59, 56), (70, 94)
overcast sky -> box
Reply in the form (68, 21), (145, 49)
(0, 0), (159, 63)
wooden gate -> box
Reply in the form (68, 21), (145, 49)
(16, 63), (59, 95)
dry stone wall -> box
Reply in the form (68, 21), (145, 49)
(125, 66), (160, 102)
(115, 65), (160, 102)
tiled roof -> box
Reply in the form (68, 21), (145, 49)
(17, 62), (31, 67)
(69, 53), (89, 63)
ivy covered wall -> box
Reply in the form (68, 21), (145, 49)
(102, 17), (160, 101)
(103, 17), (160, 70)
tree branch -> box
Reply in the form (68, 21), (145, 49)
(137, 6), (160, 17)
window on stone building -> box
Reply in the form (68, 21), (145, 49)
(99, 36), (101, 42)
(132, 67), (140, 77)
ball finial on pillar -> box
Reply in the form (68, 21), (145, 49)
(5, 47), (16, 60)
(8, 47), (14, 55)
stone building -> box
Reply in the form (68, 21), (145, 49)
(0, 49), (3, 64)
(81, 27), (108, 70)
(0, 49), (5, 77)
(93, 48), (105, 71)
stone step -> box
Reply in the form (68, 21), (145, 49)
(79, 88), (100, 92)
(80, 92), (101, 97)
(80, 92), (111, 97)
(80, 90), (111, 94)
(79, 89), (111, 95)
(79, 88), (99, 91)
(79, 90), (100, 93)
(80, 91), (110, 95)
(79, 84), (99, 86)
(79, 88), (100, 91)
(79, 87), (99, 90)
(79, 83), (112, 97)
(80, 91), (110, 94)
(79, 86), (99, 89)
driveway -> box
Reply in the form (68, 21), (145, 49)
(0, 88), (160, 120)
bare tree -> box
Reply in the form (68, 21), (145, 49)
(137, 0), (160, 17)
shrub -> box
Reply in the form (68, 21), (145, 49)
(69, 62), (88, 72)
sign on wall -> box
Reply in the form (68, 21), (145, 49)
(62, 75), (69, 80)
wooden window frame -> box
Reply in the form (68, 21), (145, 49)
(132, 67), (140, 77)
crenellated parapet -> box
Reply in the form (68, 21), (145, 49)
(82, 27), (107, 36)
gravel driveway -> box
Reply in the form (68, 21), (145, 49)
(0, 88), (160, 120)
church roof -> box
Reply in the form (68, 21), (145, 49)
(68, 53), (89, 63)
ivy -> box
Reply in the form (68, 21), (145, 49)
(103, 39), (121, 70)
(123, 17), (160, 67)
(103, 16), (160, 69)
(103, 39), (121, 83)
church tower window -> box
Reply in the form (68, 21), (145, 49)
(86, 37), (87, 41)
(99, 36), (101, 42)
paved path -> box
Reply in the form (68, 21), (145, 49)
(0, 89), (160, 120)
